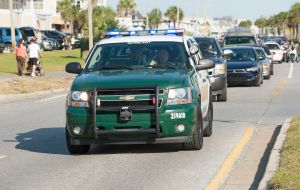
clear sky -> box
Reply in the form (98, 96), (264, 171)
(107, 0), (299, 21)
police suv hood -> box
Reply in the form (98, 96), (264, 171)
(226, 61), (258, 70)
(71, 69), (189, 91)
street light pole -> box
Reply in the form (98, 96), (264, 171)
(9, 0), (16, 52)
(88, 0), (93, 50)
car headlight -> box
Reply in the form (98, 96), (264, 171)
(167, 88), (191, 105)
(215, 64), (226, 75)
(246, 67), (259, 72)
(67, 91), (89, 107)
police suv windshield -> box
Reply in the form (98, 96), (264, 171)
(84, 42), (190, 72)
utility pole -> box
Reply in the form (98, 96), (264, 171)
(9, 0), (16, 52)
(88, 0), (93, 50)
(176, 0), (179, 28)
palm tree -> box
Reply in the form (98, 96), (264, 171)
(165, 6), (184, 28)
(148, 8), (162, 29)
(238, 20), (252, 28)
(274, 12), (288, 35)
(117, 0), (136, 17)
(288, 3), (300, 40)
(57, 0), (73, 31)
(255, 18), (268, 35)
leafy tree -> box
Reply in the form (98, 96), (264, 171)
(255, 17), (268, 34)
(238, 20), (252, 28)
(165, 6), (184, 27)
(117, 0), (136, 17)
(148, 9), (162, 29)
(288, 3), (300, 40)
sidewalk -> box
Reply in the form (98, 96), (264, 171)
(0, 71), (73, 82)
(221, 119), (290, 190)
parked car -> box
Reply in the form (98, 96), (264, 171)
(223, 46), (263, 86)
(223, 27), (257, 47)
(194, 36), (228, 101)
(20, 27), (37, 43)
(0, 27), (23, 51)
(254, 47), (271, 79)
(41, 30), (66, 48)
(265, 42), (284, 63)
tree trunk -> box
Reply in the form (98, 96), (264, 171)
(297, 23), (300, 41)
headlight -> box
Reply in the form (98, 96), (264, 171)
(71, 91), (89, 101)
(67, 91), (89, 107)
(215, 64), (226, 75)
(246, 67), (259, 72)
(167, 88), (191, 105)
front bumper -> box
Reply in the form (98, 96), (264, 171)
(227, 71), (259, 85)
(66, 103), (197, 144)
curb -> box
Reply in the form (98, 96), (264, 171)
(257, 118), (292, 190)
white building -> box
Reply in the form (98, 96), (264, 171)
(0, 0), (57, 29)
(72, 0), (106, 9)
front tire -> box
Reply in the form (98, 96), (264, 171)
(184, 107), (203, 150)
(203, 96), (213, 137)
(66, 128), (90, 154)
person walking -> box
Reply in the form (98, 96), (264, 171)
(27, 38), (41, 77)
(15, 39), (27, 76)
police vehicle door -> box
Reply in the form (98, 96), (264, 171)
(191, 44), (210, 116)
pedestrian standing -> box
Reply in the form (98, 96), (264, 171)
(27, 38), (41, 77)
(15, 39), (27, 76)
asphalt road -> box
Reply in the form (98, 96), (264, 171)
(0, 62), (299, 190)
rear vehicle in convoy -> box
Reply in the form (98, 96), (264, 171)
(254, 47), (271, 79)
(223, 46), (263, 86)
(194, 36), (228, 101)
(265, 42), (283, 63)
(223, 27), (257, 47)
(65, 30), (215, 154)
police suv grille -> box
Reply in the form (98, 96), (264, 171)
(101, 99), (162, 108)
(97, 89), (164, 96)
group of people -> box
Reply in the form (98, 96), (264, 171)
(282, 42), (299, 62)
(63, 35), (76, 50)
(15, 38), (41, 77)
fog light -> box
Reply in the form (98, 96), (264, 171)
(177, 124), (185, 132)
(73, 126), (81, 135)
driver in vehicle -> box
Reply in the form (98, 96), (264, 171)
(150, 48), (174, 66)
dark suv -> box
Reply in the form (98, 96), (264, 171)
(41, 30), (66, 47)
(224, 27), (257, 47)
(194, 37), (228, 101)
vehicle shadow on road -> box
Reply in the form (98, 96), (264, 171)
(3, 127), (69, 155)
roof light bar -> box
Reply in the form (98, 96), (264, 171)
(105, 29), (185, 38)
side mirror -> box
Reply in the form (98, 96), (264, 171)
(65, 62), (82, 74)
(189, 44), (199, 55)
(195, 59), (215, 71)
(222, 49), (233, 56)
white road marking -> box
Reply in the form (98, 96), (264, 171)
(288, 62), (294, 78)
(36, 94), (66, 102)
(0, 155), (7, 159)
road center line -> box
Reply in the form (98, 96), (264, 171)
(288, 62), (294, 79)
(0, 155), (7, 159)
(205, 127), (255, 190)
(36, 94), (66, 102)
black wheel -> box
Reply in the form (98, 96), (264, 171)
(66, 128), (90, 154)
(218, 86), (227, 102)
(184, 106), (203, 150)
(271, 65), (274, 75)
(254, 75), (261, 86)
(203, 96), (213, 137)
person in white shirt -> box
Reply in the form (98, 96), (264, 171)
(27, 39), (41, 77)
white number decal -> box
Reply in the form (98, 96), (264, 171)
(170, 113), (186, 119)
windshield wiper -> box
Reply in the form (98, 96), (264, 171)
(95, 65), (134, 70)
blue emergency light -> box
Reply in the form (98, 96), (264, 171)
(105, 28), (185, 38)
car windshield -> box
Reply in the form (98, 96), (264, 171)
(195, 39), (221, 58)
(266, 44), (280, 50)
(225, 36), (256, 46)
(225, 48), (256, 62)
(255, 49), (266, 59)
(84, 42), (190, 72)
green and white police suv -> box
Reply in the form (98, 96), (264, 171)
(65, 29), (215, 154)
